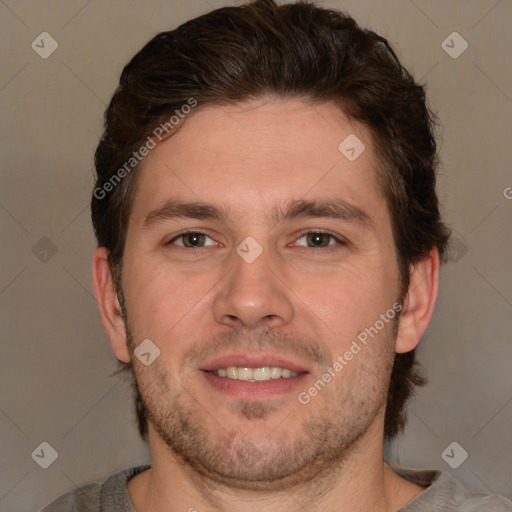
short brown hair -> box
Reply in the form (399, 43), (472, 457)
(92, 0), (450, 441)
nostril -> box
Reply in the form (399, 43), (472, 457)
(262, 314), (277, 324)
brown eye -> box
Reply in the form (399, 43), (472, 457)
(168, 232), (216, 248)
(182, 233), (206, 247)
(306, 233), (332, 247)
(294, 232), (342, 248)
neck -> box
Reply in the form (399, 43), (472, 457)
(128, 421), (425, 512)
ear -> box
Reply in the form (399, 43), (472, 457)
(92, 247), (131, 363)
(395, 248), (440, 354)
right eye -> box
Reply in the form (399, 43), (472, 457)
(166, 231), (217, 249)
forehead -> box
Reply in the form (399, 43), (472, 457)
(129, 98), (386, 224)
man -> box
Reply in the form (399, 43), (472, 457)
(42, 0), (511, 510)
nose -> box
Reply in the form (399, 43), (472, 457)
(212, 247), (294, 330)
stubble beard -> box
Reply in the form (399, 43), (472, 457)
(125, 324), (396, 492)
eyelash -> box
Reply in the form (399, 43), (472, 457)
(165, 229), (347, 250)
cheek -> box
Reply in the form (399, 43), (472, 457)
(122, 259), (218, 343)
(328, 317), (397, 397)
(297, 267), (398, 371)
(296, 263), (390, 324)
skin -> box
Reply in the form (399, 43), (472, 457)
(93, 98), (439, 512)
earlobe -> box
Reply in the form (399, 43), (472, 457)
(395, 248), (440, 354)
(92, 247), (131, 363)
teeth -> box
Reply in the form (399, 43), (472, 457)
(213, 366), (300, 381)
(253, 367), (270, 381)
(270, 366), (282, 379)
(226, 366), (238, 379)
(237, 367), (253, 380)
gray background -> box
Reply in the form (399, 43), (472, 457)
(1, 0), (511, 510)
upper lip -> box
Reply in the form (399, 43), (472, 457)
(200, 353), (310, 374)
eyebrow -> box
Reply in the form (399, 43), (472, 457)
(142, 198), (374, 230)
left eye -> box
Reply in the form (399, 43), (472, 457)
(294, 232), (341, 248)
(169, 232), (217, 248)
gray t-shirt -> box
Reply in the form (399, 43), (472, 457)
(41, 464), (512, 511)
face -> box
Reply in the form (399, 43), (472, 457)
(119, 98), (402, 489)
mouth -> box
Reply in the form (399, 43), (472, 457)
(200, 354), (309, 399)
(207, 366), (301, 381)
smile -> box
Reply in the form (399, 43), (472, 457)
(209, 366), (301, 382)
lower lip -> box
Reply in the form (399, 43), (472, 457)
(201, 370), (308, 399)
